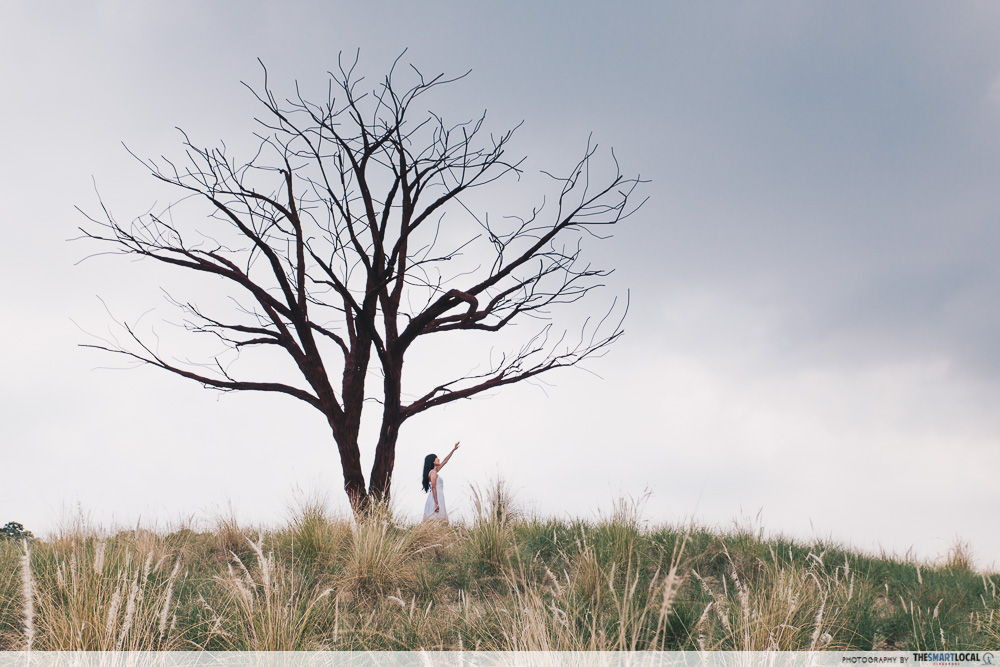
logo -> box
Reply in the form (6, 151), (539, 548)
(912, 653), (992, 665)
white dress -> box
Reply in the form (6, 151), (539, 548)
(423, 474), (448, 521)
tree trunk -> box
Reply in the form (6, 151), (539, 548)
(327, 413), (368, 512)
(338, 307), (377, 513)
(368, 420), (400, 504)
(368, 362), (403, 503)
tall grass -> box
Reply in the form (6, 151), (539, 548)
(207, 535), (334, 650)
(689, 546), (861, 650)
(14, 533), (186, 650)
(465, 480), (517, 571)
(340, 503), (418, 596)
(1, 483), (997, 651)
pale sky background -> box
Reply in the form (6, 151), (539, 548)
(2, 2), (999, 567)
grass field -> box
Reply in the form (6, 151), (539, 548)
(2, 484), (997, 651)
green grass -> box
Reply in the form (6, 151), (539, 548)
(1, 485), (997, 651)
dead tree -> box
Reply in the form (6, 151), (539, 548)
(76, 55), (646, 512)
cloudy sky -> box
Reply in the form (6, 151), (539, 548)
(2, 2), (999, 567)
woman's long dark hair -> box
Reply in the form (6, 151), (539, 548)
(421, 453), (437, 492)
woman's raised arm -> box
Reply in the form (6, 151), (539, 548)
(438, 441), (461, 470)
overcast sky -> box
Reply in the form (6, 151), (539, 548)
(2, 2), (999, 567)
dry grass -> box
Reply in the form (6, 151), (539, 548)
(1, 484), (997, 651)
(484, 533), (687, 651)
(338, 500), (426, 596)
(208, 535), (334, 650)
(283, 500), (351, 567)
(22, 534), (186, 650)
(690, 547), (855, 650)
(944, 539), (976, 572)
(465, 480), (517, 570)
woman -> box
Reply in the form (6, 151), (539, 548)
(422, 442), (460, 522)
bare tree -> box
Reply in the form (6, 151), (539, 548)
(76, 55), (646, 512)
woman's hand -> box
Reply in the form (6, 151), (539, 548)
(452, 441), (460, 451)
(435, 504), (440, 513)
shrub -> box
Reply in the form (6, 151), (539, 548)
(0, 522), (33, 541)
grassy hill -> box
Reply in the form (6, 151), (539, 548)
(2, 485), (997, 651)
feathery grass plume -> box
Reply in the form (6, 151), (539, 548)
(104, 586), (121, 646)
(603, 537), (688, 651)
(115, 566), (142, 650)
(213, 535), (334, 650)
(690, 543), (862, 650)
(157, 559), (181, 641)
(30, 532), (186, 650)
(904, 596), (955, 650)
(20, 540), (35, 651)
(483, 528), (687, 651)
(93, 541), (106, 574)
